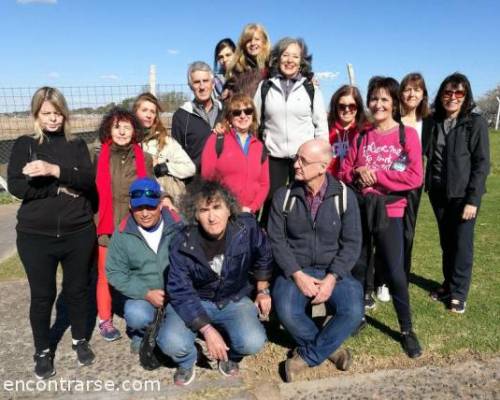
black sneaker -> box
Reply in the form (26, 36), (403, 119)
(401, 331), (422, 358)
(364, 292), (376, 310)
(72, 339), (95, 366)
(34, 350), (55, 380)
(174, 367), (196, 386)
(449, 299), (466, 314)
(430, 286), (450, 302)
(218, 360), (240, 377)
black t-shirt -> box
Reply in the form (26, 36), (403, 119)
(198, 226), (226, 275)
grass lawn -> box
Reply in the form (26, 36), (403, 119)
(1, 131), (498, 379)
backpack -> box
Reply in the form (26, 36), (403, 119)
(215, 133), (268, 164)
(282, 180), (347, 220)
(258, 78), (315, 139)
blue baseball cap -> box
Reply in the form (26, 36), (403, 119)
(129, 177), (162, 209)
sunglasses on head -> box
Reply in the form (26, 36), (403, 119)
(443, 90), (465, 99)
(129, 189), (161, 199)
(231, 108), (254, 117)
(338, 103), (357, 112)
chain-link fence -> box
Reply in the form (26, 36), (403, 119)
(0, 84), (190, 177)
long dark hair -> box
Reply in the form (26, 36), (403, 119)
(433, 72), (475, 121)
(98, 107), (143, 144)
(214, 38), (236, 74)
(400, 72), (430, 119)
(327, 85), (366, 131)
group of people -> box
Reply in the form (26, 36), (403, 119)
(7, 22), (490, 386)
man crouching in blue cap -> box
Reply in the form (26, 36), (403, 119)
(106, 177), (182, 354)
(160, 178), (273, 386)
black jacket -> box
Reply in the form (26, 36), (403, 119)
(268, 174), (362, 279)
(425, 113), (490, 206)
(7, 133), (95, 236)
(421, 116), (434, 157)
(171, 101), (222, 171)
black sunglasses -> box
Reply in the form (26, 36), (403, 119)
(129, 189), (161, 199)
(231, 108), (254, 117)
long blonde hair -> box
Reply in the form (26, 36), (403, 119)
(31, 87), (72, 143)
(226, 23), (270, 77)
(133, 92), (170, 150)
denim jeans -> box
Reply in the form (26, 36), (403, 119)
(273, 268), (363, 366)
(124, 299), (159, 346)
(157, 297), (267, 369)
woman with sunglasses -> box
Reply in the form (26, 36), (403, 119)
(254, 37), (328, 221)
(326, 85), (366, 178)
(339, 76), (423, 358)
(224, 23), (271, 98)
(398, 73), (434, 281)
(213, 38), (236, 100)
(94, 107), (153, 342)
(133, 93), (195, 207)
(201, 94), (269, 213)
(426, 73), (489, 314)
(8, 87), (97, 378)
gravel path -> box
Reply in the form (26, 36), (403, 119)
(0, 280), (498, 400)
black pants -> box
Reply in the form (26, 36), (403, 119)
(353, 218), (412, 331)
(261, 156), (295, 226)
(17, 225), (96, 352)
(429, 189), (476, 302)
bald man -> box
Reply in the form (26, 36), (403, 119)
(268, 139), (364, 382)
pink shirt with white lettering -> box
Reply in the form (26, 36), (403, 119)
(338, 125), (423, 218)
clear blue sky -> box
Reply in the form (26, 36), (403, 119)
(1, 0), (499, 103)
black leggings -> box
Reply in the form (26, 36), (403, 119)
(17, 225), (96, 352)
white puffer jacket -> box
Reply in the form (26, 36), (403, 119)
(254, 77), (328, 159)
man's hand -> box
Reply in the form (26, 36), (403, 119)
(255, 293), (272, 318)
(201, 325), (229, 361)
(311, 273), (336, 305)
(144, 289), (165, 308)
(462, 204), (477, 220)
(23, 160), (60, 178)
(292, 270), (321, 298)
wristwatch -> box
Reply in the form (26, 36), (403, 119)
(257, 288), (271, 296)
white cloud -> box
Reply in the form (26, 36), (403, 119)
(17, 0), (57, 4)
(47, 72), (59, 79)
(316, 71), (340, 80)
(100, 74), (119, 81)
(167, 49), (180, 55)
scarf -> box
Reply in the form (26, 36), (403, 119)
(96, 141), (147, 235)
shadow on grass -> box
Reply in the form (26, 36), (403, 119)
(409, 272), (441, 293)
(365, 315), (401, 342)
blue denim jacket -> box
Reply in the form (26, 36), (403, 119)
(167, 213), (273, 331)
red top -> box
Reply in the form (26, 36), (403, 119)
(327, 121), (359, 178)
(338, 125), (423, 218)
(201, 129), (270, 212)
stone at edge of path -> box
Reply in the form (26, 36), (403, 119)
(0, 203), (19, 262)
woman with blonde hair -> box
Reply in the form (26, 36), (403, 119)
(224, 23), (271, 98)
(8, 87), (97, 378)
(133, 92), (195, 206)
(201, 93), (269, 213)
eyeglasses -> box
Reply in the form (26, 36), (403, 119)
(231, 108), (254, 117)
(129, 189), (161, 199)
(293, 154), (323, 167)
(337, 103), (357, 112)
(443, 90), (465, 99)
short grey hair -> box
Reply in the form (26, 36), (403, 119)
(269, 37), (313, 80)
(187, 61), (214, 88)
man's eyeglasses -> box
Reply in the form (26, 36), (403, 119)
(129, 189), (161, 199)
(338, 103), (357, 112)
(294, 154), (324, 167)
(443, 90), (465, 99)
(231, 108), (254, 117)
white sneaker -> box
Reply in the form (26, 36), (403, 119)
(376, 285), (391, 302)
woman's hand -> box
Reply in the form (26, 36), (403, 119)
(22, 160), (60, 178)
(161, 196), (178, 213)
(355, 166), (377, 187)
(462, 204), (477, 220)
(213, 123), (225, 135)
